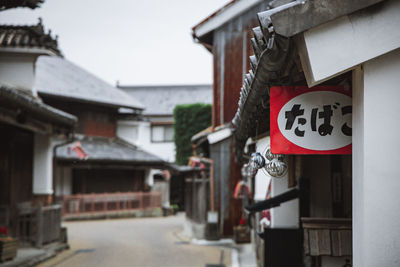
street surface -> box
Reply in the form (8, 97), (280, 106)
(38, 214), (231, 267)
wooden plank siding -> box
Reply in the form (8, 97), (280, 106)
(209, 1), (269, 236)
(211, 2), (269, 127)
(41, 97), (118, 137)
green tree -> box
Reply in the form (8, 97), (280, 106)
(174, 103), (211, 165)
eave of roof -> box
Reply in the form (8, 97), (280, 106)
(0, 85), (77, 127)
(55, 136), (166, 166)
(232, 0), (387, 162)
(192, 0), (263, 44)
(259, 0), (386, 38)
(191, 123), (231, 146)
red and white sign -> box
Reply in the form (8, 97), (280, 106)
(270, 86), (352, 154)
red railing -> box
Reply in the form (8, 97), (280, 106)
(62, 192), (162, 217)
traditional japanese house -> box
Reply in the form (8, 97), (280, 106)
(191, 0), (272, 240)
(117, 84), (212, 210)
(0, 17), (77, 247)
(193, 0), (400, 266)
(34, 56), (169, 218)
(117, 84), (212, 162)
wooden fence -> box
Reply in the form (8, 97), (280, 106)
(18, 204), (62, 247)
(62, 192), (162, 217)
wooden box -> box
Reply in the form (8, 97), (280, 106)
(234, 225), (251, 244)
(0, 237), (18, 262)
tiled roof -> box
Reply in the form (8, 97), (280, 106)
(0, 0), (43, 10)
(56, 135), (166, 166)
(0, 20), (61, 55)
(118, 85), (212, 116)
(0, 85), (77, 127)
(35, 56), (145, 110)
(232, 0), (384, 162)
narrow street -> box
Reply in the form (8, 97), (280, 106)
(38, 214), (231, 267)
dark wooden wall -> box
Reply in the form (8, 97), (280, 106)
(72, 168), (145, 194)
(41, 97), (117, 137)
(0, 123), (33, 235)
(211, 2), (269, 127)
(209, 1), (270, 236)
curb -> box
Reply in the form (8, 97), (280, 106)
(1, 243), (69, 267)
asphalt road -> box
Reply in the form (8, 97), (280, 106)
(38, 214), (231, 267)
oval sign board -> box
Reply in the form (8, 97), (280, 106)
(270, 86), (352, 154)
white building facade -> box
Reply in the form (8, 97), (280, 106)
(117, 85), (212, 163)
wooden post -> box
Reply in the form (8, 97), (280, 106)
(35, 205), (43, 248)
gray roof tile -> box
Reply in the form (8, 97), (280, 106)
(56, 136), (165, 164)
(118, 85), (212, 115)
(35, 56), (145, 110)
(0, 21), (60, 55)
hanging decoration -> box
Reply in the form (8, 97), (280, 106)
(248, 147), (287, 178)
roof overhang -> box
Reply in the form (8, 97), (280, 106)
(192, 0), (263, 45)
(232, 0), (388, 162)
(0, 47), (58, 56)
(0, 86), (77, 134)
(295, 0), (399, 87)
(259, 0), (385, 38)
(39, 92), (144, 112)
(191, 124), (232, 146)
(55, 136), (168, 168)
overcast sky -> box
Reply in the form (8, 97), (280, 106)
(0, 0), (229, 86)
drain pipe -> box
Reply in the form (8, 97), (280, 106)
(52, 132), (76, 205)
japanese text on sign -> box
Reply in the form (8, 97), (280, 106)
(270, 86), (352, 154)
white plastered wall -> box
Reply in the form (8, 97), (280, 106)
(297, 0), (400, 87)
(0, 53), (37, 95)
(33, 134), (53, 195)
(352, 49), (400, 267)
(117, 120), (175, 162)
(255, 136), (299, 228)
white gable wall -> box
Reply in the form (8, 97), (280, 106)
(0, 53), (37, 95)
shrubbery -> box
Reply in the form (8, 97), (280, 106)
(174, 103), (211, 165)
